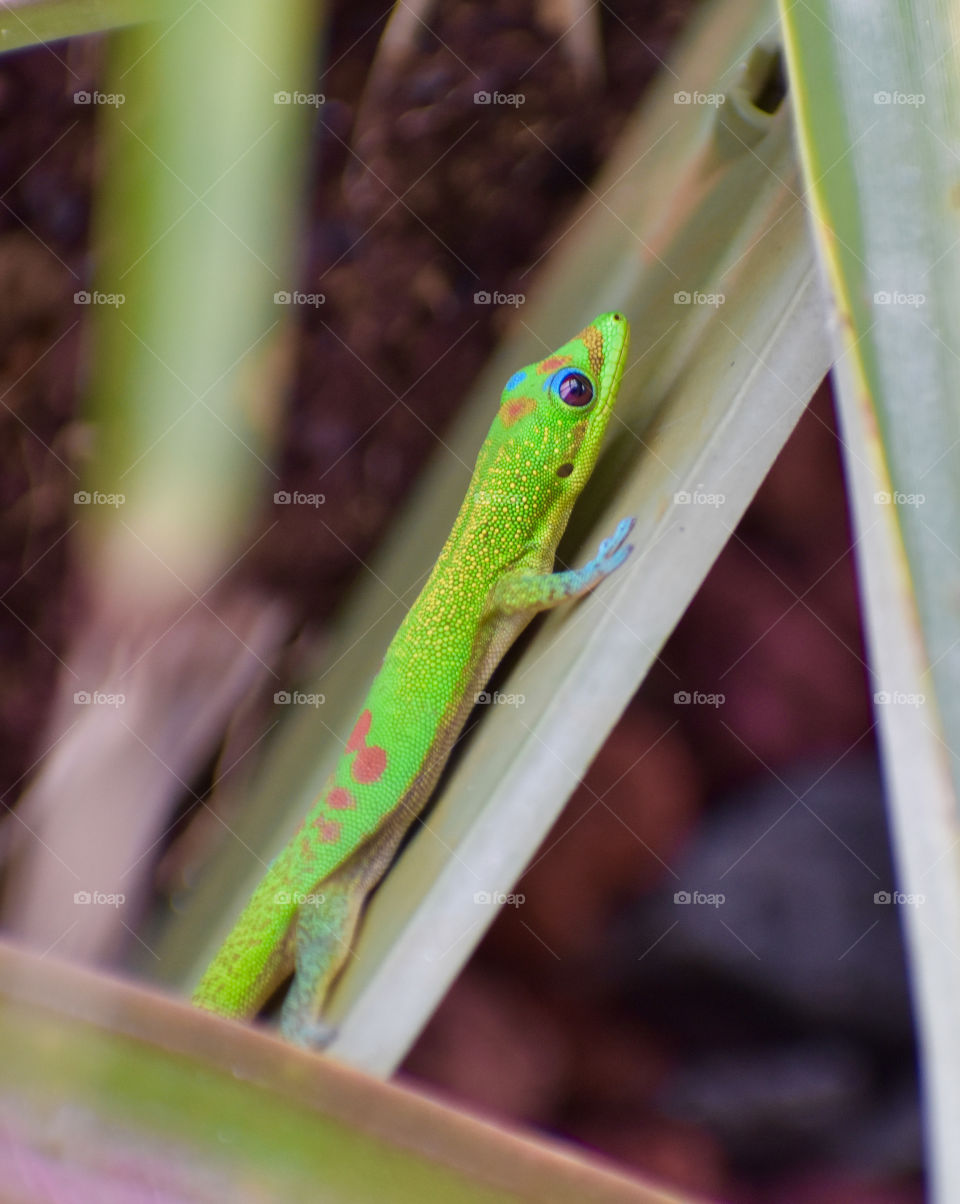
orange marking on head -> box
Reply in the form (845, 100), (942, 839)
(501, 396), (536, 428)
(346, 709), (372, 752)
(352, 745), (387, 784)
(327, 787), (357, 810)
(537, 355), (573, 374)
(579, 327), (603, 379)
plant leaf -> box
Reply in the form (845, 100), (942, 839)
(779, 1), (960, 1196)
(0, 0), (170, 53)
(0, 939), (692, 1203)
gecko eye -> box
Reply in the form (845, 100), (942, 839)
(556, 371), (594, 407)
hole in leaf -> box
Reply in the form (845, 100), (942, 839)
(749, 45), (787, 114)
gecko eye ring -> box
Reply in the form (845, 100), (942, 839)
(556, 371), (594, 407)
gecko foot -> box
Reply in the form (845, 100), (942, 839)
(593, 516), (635, 573)
(283, 1016), (340, 1051)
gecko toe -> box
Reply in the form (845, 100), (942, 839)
(287, 1017), (339, 1050)
(606, 544), (632, 572)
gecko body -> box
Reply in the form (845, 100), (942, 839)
(193, 312), (633, 1043)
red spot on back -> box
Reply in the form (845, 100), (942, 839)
(313, 817), (342, 843)
(352, 745), (387, 784)
(327, 787), (357, 810)
(537, 355), (573, 374)
(501, 396), (536, 428)
(342, 706), (387, 784)
(346, 709), (372, 752)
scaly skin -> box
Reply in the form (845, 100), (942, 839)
(193, 312), (633, 1043)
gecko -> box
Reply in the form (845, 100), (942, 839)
(192, 311), (634, 1046)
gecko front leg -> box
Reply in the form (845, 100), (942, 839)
(490, 517), (635, 614)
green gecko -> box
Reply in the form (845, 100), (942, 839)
(193, 311), (634, 1045)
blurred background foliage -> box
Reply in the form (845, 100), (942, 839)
(0, 1), (928, 1202)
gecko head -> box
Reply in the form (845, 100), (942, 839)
(484, 311), (630, 526)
